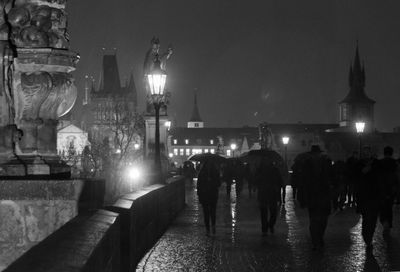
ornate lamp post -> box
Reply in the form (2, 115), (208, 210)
(282, 136), (290, 167)
(147, 57), (167, 182)
(230, 143), (237, 157)
(355, 121), (365, 159)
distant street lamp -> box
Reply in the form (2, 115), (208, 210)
(355, 121), (365, 159)
(282, 136), (290, 167)
(230, 143), (237, 157)
(147, 56), (167, 183)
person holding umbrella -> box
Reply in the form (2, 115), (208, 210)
(197, 160), (221, 235)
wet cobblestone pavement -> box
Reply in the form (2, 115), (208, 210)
(137, 182), (400, 272)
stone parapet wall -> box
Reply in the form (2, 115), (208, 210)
(107, 176), (186, 271)
(4, 209), (120, 272)
(2, 176), (186, 271)
(0, 178), (105, 271)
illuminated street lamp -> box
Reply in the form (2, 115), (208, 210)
(282, 136), (290, 167)
(134, 143), (140, 150)
(147, 56), (167, 183)
(355, 121), (365, 158)
(165, 121), (171, 131)
(230, 143), (237, 157)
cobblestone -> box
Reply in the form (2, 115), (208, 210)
(137, 182), (400, 272)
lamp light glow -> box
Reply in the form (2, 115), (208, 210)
(355, 122), (365, 134)
(282, 136), (290, 145)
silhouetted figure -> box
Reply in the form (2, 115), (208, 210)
(244, 163), (256, 197)
(292, 153), (310, 208)
(356, 146), (380, 252)
(331, 160), (346, 211)
(255, 159), (283, 235)
(223, 162), (234, 197)
(344, 151), (359, 207)
(197, 161), (221, 235)
(183, 161), (196, 182)
(233, 160), (245, 197)
(378, 146), (399, 233)
(303, 145), (332, 250)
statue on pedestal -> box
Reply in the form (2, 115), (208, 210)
(0, 0), (79, 177)
(143, 37), (173, 115)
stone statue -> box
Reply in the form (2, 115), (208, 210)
(143, 37), (173, 115)
(0, 0), (79, 176)
(259, 122), (276, 150)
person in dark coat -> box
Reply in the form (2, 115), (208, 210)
(233, 160), (245, 197)
(356, 146), (380, 252)
(223, 162), (234, 197)
(244, 163), (256, 197)
(344, 151), (359, 207)
(197, 160), (221, 235)
(331, 160), (346, 211)
(303, 145), (332, 250)
(255, 159), (283, 235)
(378, 146), (399, 232)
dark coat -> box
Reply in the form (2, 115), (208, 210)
(197, 163), (221, 204)
(255, 163), (283, 205)
(303, 152), (332, 214)
(378, 157), (398, 200)
(356, 157), (380, 214)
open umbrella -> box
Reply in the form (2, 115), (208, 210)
(239, 149), (288, 179)
(188, 152), (227, 165)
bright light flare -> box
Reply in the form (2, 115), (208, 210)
(230, 143), (237, 150)
(355, 122), (365, 134)
(282, 136), (290, 145)
(127, 167), (141, 181)
(147, 74), (166, 95)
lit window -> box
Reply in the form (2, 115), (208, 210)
(186, 149), (190, 156)
(173, 139), (177, 145)
(180, 149), (184, 156)
(173, 149), (178, 156)
(210, 149), (215, 154)
(204, 149), (209, 153)
(226, 150), (231, 156)
(210, 139), (214, 145)
(185, 139), (189, 145)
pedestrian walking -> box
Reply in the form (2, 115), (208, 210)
(244, 163), (256, 197)
(378, 146), (399, 233)
(197, 160), (221, 235)
(344, 152), (359, 207)
(255, 159), (283, 235)
(331, 160), (346, 211)
(222, 162), (234, 197)
(303, 145), (332, 251)
(356, 146), (380, 252)
(233, 160), (245, 197)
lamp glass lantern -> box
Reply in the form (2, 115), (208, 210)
(355, 122), (365, 134)
(147, 59), (167, 96)
(282, 136), (290, 145)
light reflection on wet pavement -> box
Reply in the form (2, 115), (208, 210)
(137, 181), (400, 271)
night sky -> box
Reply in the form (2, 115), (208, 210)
(67, 0), (400, 131)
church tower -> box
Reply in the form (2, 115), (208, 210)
(187, 92), (204, 128)
(339, 43), (375, 131)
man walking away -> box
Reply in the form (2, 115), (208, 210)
(256, 159), (283, 236)
(303, 145), (332, 251)
(357, 146), (380, 252)
(378, 146), (399, 233)
(197, 160), (221, 235)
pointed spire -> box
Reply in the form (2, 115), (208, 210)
(189, 90), (202, 122)
(340, 41), (374, 105)
(101, 53), (121, 93)
(348, 64), (353, 87)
